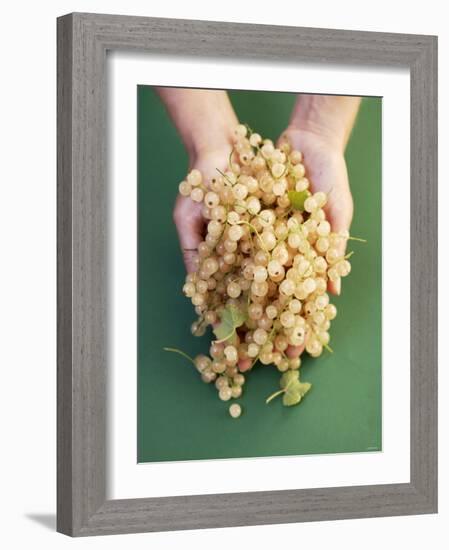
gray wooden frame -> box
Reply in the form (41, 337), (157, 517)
(57, 12), (438, 537)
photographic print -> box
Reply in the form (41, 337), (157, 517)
(57, 14), (437, 535)
(137, 87), (382, 463)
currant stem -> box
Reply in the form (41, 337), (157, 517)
(348, 236), (367, 243)
(265, 388), (285, 404)
(163, 347), (196, 366)
(228, 147), (236, 172)
(236, 220), (270, 256)
(216, 167), (235, 187)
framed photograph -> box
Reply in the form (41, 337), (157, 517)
(57, 12), (438, 536)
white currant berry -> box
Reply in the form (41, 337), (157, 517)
(179, 181), (192, 196)
(229, 403), (242, 418)
(187, 169), (202, 187)
(234, 124), (247, 138)
(190, 187), (204, 203)
(289, 150), (303, 164)
(219, 387), (233, 401)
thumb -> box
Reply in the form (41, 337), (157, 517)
(173, 195), (205, 273)
(326, 189), (353, 295)
(175, 154), (229, 272)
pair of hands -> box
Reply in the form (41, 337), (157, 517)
(172, 124), (354, 370)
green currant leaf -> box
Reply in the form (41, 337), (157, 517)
(280, 370), (300, 390)
(282, 381), (311, 407)
(288, 190), (311, 211)
(212, 322), (234, 343)
(283, 386), (302, 406)
(226, 331), (239, 346)
(213, 304), (247, 343)
(266, 371), (311, 406)
(298, 380), (311, 395)
(228, 303), (247, 327)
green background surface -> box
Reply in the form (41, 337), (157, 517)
(137, 88), (382, 463)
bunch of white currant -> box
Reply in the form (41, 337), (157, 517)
(172, 124), (354, 418)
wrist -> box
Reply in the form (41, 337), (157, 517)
(285, 120), (346, 155)
(156, 87), (239, 161)
(283, 124), (345, 157)
(172, 91), (237, 160)
(186, 119), (235, 161)
(287, 95), (361, 154)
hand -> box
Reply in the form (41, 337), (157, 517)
(173, 148), (231, 273)
(279, 127), (354, 296)
(159, 88), (238, 271)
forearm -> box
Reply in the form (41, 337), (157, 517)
(155, 87), (238, 158)
(287, 95), (361, 152)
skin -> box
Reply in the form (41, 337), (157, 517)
(156, 88), (361, 371)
